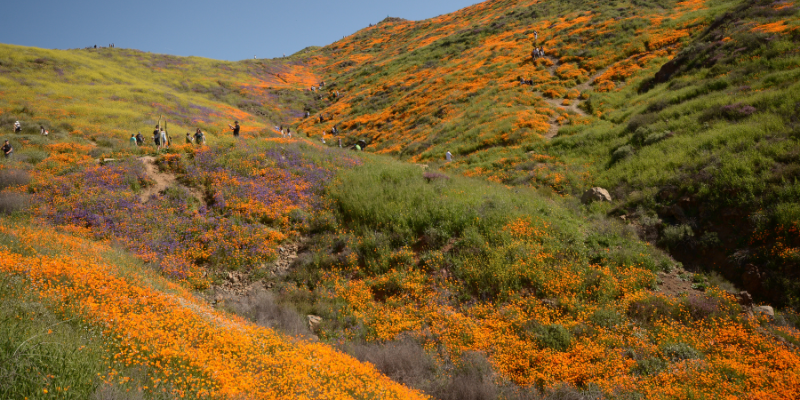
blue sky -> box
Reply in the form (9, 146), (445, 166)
(2, 0), (481, 61)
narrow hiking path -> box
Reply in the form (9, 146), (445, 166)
(138, 155), (204, 204)
(530, 56), (610, 140)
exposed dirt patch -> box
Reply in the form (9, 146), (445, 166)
(209, 241), (301, 301)
(656, 268), (705, 299)
(138, 155), (204, 204)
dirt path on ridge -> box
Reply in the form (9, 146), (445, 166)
(531, 56), (610, 140)
(138, 156), (204, 204)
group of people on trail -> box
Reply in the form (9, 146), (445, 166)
(276, 125), (292, 138)
(531, 47), (547, 59)
(130, 125), (212, 149)
(185, 129), (206, 144)
(518, 76), (534, 86)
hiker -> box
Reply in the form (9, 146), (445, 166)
(160, 127), (169, 148)
(136, 132), (144, 146)
(185, 132), (193, 144)
(446, 150), (452, 162)
(2, 140), (12, 158)
(2, 140), (11, 158)
(287, 128), (291, 138)
(40, 125), (46, 135)
(228, 121), (240, 137)
(194, 128), (205, 145)
(319, 114), (324, 123)
(305, 111), (310, 118)
(534, 31), (538, 41)
(130, 134), (138, 147)
(153, 127), (161, 148)
(13, 121), (21, 133)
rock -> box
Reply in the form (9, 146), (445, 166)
(307, 315), (322, 331)
(736, 291), (753, 307)
(581, 187), (612, 204)
(752, 305), (774, 318)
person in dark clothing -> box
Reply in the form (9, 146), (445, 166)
(136, 132), (144, 145)
(2, 140), (12, 158)
(194, 128), (205, 145)
(228, 121), (240, 137)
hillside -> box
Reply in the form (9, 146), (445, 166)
(299, 0), (800, 309)
(1, 0), (800, 399)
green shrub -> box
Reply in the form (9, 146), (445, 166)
(660, 342), (702, 361)
(659, 224), (694, 249)
(534, 324), (573, 352)
(589, 308), (624, 328)
(633, 356), (667, 376)
(612, 145), (635, 162)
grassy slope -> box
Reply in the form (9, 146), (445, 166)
(0, 43), (319, 148)
(300, 0), (800, 307)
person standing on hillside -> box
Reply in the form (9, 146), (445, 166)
(228, 121), (240, 137)
(446, 150), (452, 162)
(130, 134), (138, 147)
(136, 132), (144, 146)
(194, 128), (205, 145)
(2, 140), (12, 158)
(13, 121), (21, 133)
(185, 132), (193, 144)
(153, 128), (161, 149)
(160, 127), (169, 149)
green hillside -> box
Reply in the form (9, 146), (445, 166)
(298, 0), (800, 309)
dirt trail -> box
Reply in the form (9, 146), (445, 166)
(138, 156), (204, 204)
(531, 56), (610, 140)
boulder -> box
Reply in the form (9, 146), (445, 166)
(736, 291), (753, 307)
(307, 315), (322, 331)
(581, 187), (612, 204)
(752, 305), (774, 318)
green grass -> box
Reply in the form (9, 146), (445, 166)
(0, 273), (105, 399)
